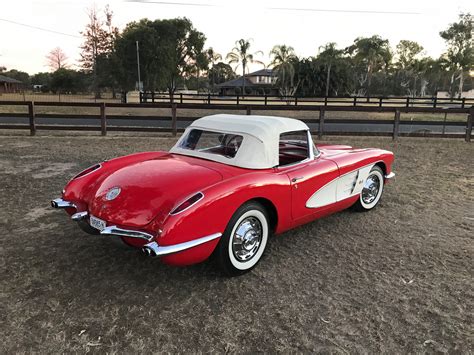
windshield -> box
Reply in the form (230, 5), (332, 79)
(179, 129), (243, 158)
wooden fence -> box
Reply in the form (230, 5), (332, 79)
(140, 92), (474, 109)
(0, 101), (472, 142)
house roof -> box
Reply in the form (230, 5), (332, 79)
(170, 114), (309, 169)
(247, 68), (274, 76)
(216, 76), (253, 88)
(0, 75), (23, 84)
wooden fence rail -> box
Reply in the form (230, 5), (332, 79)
(140, 92), (474, 109)
(0, 101), (472, 142)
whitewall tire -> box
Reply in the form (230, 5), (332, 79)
(215, 202), (270, 276)
(353, 166), (385, 211)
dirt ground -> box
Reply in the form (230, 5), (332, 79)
(0, 132), (472, 353)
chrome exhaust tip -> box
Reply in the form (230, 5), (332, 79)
(71, 211), (88, 221)
(141, 241), (160, 257)
(141, 246), (155, 257)
(51, 198), (76, 209)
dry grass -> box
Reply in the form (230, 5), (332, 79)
(0, 134), (473, 353)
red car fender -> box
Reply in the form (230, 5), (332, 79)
(63, 151), (167, 214)
(151, 171), (293, 266)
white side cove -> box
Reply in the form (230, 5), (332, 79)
(306, 164), (375, 208)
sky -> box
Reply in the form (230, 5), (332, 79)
(1, 0), (473, 74)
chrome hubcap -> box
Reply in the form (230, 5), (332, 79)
(362, 174), (380, 204)
(232, 217), (262, 261)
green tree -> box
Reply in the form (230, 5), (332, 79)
(347, 35), (392, 97)
(226, 39), (263, 95)
(2, 69), (30, 86)
(50, 69), (89, 94)
(114, 17), (206, 100)
(270, 45), (299, 97)
(440, 13), (473, 98)
(395, 40), (424, 69)
(395, 40), (426, 96)
(208, 62), (236, 86)
(316, 42), (345, 96)
(31, 72), (52, 92)
(203, 47), (222, 91)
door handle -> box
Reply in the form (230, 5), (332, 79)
(291, 176), (304, 183)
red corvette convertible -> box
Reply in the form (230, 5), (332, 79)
(51, 114), (395, 275)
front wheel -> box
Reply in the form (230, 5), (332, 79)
(353, 166), (385, 212)
(215, 202), (270, 276)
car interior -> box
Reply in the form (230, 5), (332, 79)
(279, 130), (309, 166)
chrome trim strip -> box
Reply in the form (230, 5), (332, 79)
(385, 172), (395, 179)
(307, 130), (315, 160)
(142, 233), (222, 257)
(51, 198), (76, 209)
(100, 226), (155, 241)
(71, 211), (88, 221)
(305, 162), (379, 209)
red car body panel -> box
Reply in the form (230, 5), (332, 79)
(59, 143), (394, 266)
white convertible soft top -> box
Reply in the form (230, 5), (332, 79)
(170, 114), (310, 169)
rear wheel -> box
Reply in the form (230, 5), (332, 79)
(215, 202), (270, 276)
(353, 166), (384, 212)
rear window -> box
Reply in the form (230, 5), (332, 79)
(179, 129), (243, 158)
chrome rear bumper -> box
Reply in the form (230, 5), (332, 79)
(100, 225), (155, 241)
(51, 197), (222, 257)
(142, 233), (222, 257)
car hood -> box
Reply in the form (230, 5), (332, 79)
(88, 155), (223, 228)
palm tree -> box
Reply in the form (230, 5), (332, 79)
(317, 43), (344, 97)
(205, 47), (222, 91)
(269, 45), (298, 97)
(347, 36), (392, 98)
(226, 39), (263, 95)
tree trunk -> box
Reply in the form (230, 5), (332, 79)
(458, 70), (464, 99)
(325, 62), (332, 97)
(242, 63), (246, 97)
(449, 72), (456, 100)
(366, 64), (372, 101)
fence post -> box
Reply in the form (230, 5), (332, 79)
(393, 109), (400, 140)
(353, 97), (357, 106)
(442, 111), (447, 135)
(100, 102), (107, 136)
(295, 96), (298, 106)
(318, 107), (325, 139)
(379, 97), (383, 108)
(208, 93), (211, 105)
(405, 97), (410, 108)
(151, 92), (155, 103)
(264, 95), (267, 106)
(461, 98), (465, 108)
(28, 101), (36, 136)
(171, 103), (177, 137)
(246, 106), (252, 115)
(237, 95), (240, 105)
(433, 96), (437, 108)
(324, 96), (328, 106)
(466, 108), (473, 142)
(180, 93), (183, 104)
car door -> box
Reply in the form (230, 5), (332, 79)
(276, 130), (339, 221)
(284, 158), (339, 220)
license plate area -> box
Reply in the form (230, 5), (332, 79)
(90, 215), (106, 231)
